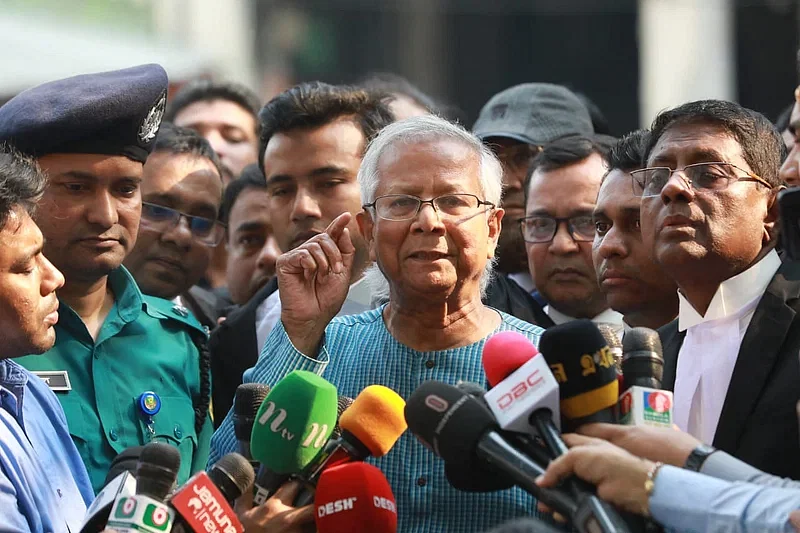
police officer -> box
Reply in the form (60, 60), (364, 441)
(0, 64), (212, 492)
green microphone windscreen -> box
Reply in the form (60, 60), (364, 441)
(250, 370), (338, 474)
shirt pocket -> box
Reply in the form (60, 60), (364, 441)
(58, 393), (104, 478)
(134, 395), (199, 486)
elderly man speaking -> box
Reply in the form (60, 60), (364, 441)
(210, 115), (545, 532)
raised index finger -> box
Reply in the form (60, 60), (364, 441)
(324, 212), (353, 241)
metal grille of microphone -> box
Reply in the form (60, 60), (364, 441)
(233, 383), (270, 440)
(622, 327), (664, 389)
(208, 453), (256, 503)
(136, 442), (181, 501)
(332, 396), (354, 440)
(597, 323), (623, 374)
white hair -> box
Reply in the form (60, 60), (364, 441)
(357, 115), (504, 301)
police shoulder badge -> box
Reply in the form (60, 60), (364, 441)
(138, 92), (166, 144)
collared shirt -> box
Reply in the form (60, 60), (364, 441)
(210, 307), (548, 533)
(507, 272), (535, 293)
(17, 267), (212, 493)
(649, 465), (800, 532)
(0, 359), (94, 532)
(674, 249), (781, 444)
(544, 305), (626, 340)
(254, 277), (373, 354)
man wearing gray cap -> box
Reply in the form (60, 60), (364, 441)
(473, 83), (594, 324)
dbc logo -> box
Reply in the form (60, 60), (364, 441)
(496, 370), (544, 410)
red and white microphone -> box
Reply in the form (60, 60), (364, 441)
(482, 331), (561, 434)
(314, 462), (397, 533)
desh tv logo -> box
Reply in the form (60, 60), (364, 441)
(643, 391), (672, 424)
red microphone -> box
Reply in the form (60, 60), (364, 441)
(170, 471), (244, 533)
(482, 331), (539, 387)
(314, 463), (397, 533)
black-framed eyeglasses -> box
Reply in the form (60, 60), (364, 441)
(362, 193), (495, 221)
(630, 162), (773, 198)
(518, 215), (595, 243)
(140, 202), (226, 246)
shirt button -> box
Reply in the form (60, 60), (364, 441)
(416, 476), (427, 487)
(93, 349), (100, 360)
(425, 360), (435, 369)
(57, 488), (63, 498)
(174, 425), (183, 439)
(109, 428), (118, 441)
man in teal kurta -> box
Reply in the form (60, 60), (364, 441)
(0, 64), (212, 492)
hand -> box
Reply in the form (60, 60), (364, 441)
(790, 509), (800, 531)
(277, 213), (356, 355)
(236, 480), (315, 533)
(536, 434), (655, 517)
(576, 423), (701, 467)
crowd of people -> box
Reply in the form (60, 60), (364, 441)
(1, 47), (800, 533)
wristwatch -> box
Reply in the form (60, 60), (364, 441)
(684, 444), (717, 472)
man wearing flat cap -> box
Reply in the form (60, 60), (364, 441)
(473, 83), (594, 326)
(1, 64), (212, 492)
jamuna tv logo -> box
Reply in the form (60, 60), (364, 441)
(643, 391), (671, 424)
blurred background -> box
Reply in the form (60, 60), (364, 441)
(1, 0), (798, 133)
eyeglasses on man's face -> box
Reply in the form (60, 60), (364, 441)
(362, 193), (495, 221)
(630, 162), (772, 198)
(518, 215), (595, 243)
(140, 202), (225, 246)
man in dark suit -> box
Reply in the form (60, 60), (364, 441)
(209, 83), (394, 423)
(637, 99), (800, 479)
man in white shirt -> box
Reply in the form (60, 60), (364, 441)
(637, 99), (799, 479)
(521, 135), (626, 337)
(208, 83), (394, 423)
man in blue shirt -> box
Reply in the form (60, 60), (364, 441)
(0, 147), (94, 532)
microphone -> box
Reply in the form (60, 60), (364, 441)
(80, 470), (138, 533)
(331, 395), (355, 439)
(250, 370), (338, 504)
(405, 380), (578, 520)
(314, 462), (397, 533)
(294, 385), (407, 505)
(107, 442), (180, 532)
(596, 323), (623, 374)
(618, 327), (673, 428)
(406, 381), (631, 533)
(233, 383), (270, 461)
(170, 453), (254, 533)
(539, 320), (619, 432)
(481, 331), (562, 442)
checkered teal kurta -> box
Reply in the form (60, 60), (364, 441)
(210, 306), (548, 533)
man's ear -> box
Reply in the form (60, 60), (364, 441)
(356, 210), (377, 261)
(764, 186), (784, 245)
(487, 207), (505, 259)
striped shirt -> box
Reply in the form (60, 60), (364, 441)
(210, 306), (547, 533)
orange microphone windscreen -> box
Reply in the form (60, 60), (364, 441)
(338, 385), (407, 457)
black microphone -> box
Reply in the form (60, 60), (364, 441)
(407, 380), (631, 533)
(80, 447), (143, 533)
(232, 383), (270, 461)
(105, 442), (181, 532)
(621, 327), (664, 389)
(208, 452), (256, 505)
(619, 327), (673, 429)
(539, 320), (620, 433)
(331, 395), (355, 440)
(406, 381), (578, 518)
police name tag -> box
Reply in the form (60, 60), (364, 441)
(31, 371), (72, 392)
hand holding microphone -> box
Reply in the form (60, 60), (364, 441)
(237, 479), (315, 533)
(536, 434), (658, 518)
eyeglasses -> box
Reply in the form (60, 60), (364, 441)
(630, 162), (772, 198)
(363, 193), (495, 222)
(518, 215), (595, 243)
(491, 143), (543, 172)
(140, 202), (226, 246)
